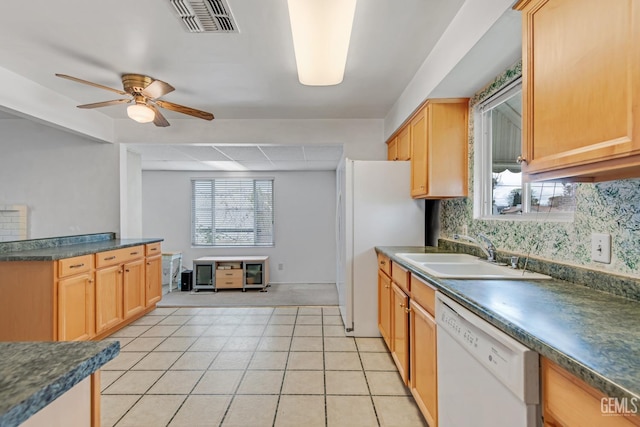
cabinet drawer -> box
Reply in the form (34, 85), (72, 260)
(410, 274), (436, 317)
(145, 242), (161, 256)
(58, 255), (93, 278)
(216, 269), (243, 280)
(216, 276), (243, 289)
(391, 262), (410, 293)
(378, 254), (391, 276)
(96, 245), (144, 268)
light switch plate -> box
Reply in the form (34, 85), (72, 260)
(591, 233), (611, 263)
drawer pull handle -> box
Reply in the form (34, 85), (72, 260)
(104, 256), (116, 261)
(150, 248), (158, 251)
(125, 269), (130, 273)
(130, 251), (139, 255)
(380, 260), (386, 265)
(147, 262), (151, 265)
(69, 263), (85, 268)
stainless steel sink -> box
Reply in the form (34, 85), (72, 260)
(396, 253), (551, 280)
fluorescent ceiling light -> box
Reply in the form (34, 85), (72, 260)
(127, 104), (155, 123)
(287, 0), (357, 86)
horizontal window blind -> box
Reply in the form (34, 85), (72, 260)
(192, 178), (274, 246)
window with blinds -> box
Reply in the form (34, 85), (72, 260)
(192, 179), (274, 246)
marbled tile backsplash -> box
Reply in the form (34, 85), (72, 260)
(440, 61), (640, 279)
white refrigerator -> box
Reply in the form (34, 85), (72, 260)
(336, 159), (425, 337)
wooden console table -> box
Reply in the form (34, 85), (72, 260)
(192, 256), (269, 292)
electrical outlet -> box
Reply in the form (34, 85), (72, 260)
(278, 263), (284, 271)
(591, 233), (611, 263)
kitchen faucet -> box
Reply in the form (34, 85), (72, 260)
(453, 233), (497, 262)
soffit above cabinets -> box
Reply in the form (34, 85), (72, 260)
(127, 143), (344, 171)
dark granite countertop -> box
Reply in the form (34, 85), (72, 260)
(0, 341), (119, 427)
(376, 246), (640, 401)
(0, 237), (163, 261)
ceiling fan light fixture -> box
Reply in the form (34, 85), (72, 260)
(127, 103), (156, 123)
(287, 0), (357, 86)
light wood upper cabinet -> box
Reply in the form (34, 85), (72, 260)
(396, 126), (411, 160)
(387, 126), (411, 161)
(514, 0), (640, 182)
(541, 357), (640, 426)
(410, 99), (469, 198)
(387, 137), (398, 160)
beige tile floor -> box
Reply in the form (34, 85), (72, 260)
(101, 306), (428, 427)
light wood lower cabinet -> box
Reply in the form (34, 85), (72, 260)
(0, 242), (162, 341)
(123, 259), (145, 319)
(391, 282), (410, 385)
(542, 358), (639, 426)
(378, 269), (392, 349)
(145, 255), (162, 306)
(95, 265), (123, 334)
(57, 271), (95, 341)
(377, 260), (439, 426)
(410, 299), (438, 427)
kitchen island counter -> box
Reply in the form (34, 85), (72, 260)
(0, 340), (119, 427)
(0, 232), (162, 261)
(376, 245), (640, 402)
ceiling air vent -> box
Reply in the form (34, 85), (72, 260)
(170, 0), (238, 33)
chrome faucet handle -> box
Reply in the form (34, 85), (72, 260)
(477, 233), (497, 262)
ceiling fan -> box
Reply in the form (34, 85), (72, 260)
(55, 73), (214, 127)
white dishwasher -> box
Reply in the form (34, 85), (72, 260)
(436, 293), (540, 427)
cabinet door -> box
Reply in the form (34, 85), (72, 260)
(410, 106), (428, 197)
(410, 300), (438, 427)
(517, 0), (640, 182)
(378, 270), (392, 349)
(397, 125), (411, 160)
(95, 265), (123, 333)
(542, 358), (640, 426)
(387, 137), (398, 160)
(123, 259), (146, 319)
(58, 272), (94, 341)
(391, 282), (410, 385)
(145, 255), (162, 306)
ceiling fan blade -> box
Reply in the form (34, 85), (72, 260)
(55, 73), (128, 96)
(142, 80), (175, 99)
(147, 103), (170, 127)
(77, 99), (131, 109)
(155, 100), (214, 121)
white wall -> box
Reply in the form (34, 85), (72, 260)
(141, 170), (336, 284)
(0, 118), (120, 239)
(119, 148), (142, 238)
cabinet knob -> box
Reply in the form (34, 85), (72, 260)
(516, 155), (527, 165)
(404, 307), (411, 314)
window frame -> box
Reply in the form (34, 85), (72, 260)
(473, 78), (575, 222)
(191, 178), (275, 247)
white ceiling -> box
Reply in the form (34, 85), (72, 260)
(0, 0), (521, 171)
